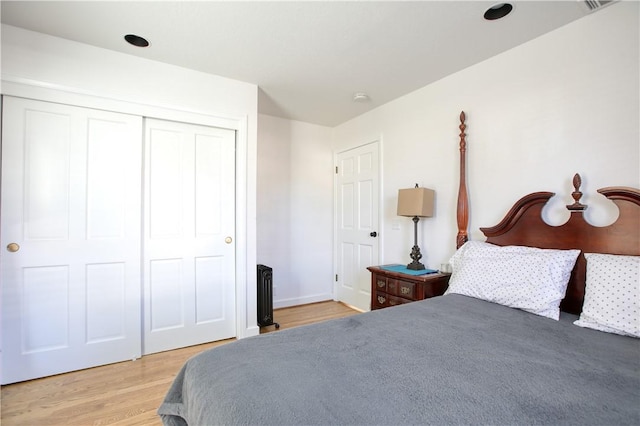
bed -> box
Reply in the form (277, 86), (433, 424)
(159, 112), (639, 426)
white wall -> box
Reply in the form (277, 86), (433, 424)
(333, 2), (639, 273)
(1, 24), (260, 337)
(257, 114), (333, 308)
(5, 0), (637, 318)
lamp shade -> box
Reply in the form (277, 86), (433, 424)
(397, 187), (435, 217)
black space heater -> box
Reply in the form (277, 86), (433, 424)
(257, 264), (280, 329)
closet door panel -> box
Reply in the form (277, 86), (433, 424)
(148, 128), (184, 239)
(24, 109), (71, 240)
(143, 118), (236, 355)
(1, 96), (142, 384)
(86, 262), (127, 343)
(86, 118), (130, 239)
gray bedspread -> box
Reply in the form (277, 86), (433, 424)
(158, 294), (639, 425)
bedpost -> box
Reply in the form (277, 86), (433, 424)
(456, 111), (469, 249)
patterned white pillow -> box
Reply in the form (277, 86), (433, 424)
(445, 241), (580, 320)
(574, 253), (639, 338)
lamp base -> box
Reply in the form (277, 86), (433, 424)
(406, 244), (425, 270)
(406, 261), (425, 271)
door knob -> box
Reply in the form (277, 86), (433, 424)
(369, 232), (378, 237)
(225, 237), (233, 244)
(7, 243), (20, 252)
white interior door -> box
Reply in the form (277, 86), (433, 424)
(1, 96), (143, 384)
(143, 118), (236, 355)
(335, 142), (380, 311)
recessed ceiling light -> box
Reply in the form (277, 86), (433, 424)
(124, 34), (150, 47)
(484, 3), (513, 20)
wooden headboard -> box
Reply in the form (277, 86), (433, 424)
(455, 112), (640, 315)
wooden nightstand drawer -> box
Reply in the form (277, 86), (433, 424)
(387, 294), (409, 307)
(387, 279), (415, 299)
(368, 265), (451, 311)
(374, 292), (389, 309)
(387, 279), (397, 295)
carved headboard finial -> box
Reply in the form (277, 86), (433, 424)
(567, 173), (587, 211)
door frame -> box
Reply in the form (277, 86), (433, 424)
(1, 78), (257, 339)
(333, 138), (383, 308)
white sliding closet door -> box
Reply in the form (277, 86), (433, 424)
(143, 118), (236, 355)
(1, 96), (143, 384)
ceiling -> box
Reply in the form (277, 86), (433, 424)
(1, 1), (601, 127)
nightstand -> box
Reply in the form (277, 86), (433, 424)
(367, 265), (450, 310)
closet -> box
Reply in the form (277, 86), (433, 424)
(1, 96), (236, 384)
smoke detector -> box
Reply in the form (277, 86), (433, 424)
(353, 93), (370, 102)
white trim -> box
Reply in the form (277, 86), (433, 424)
(233, 115), (258, 339)
(1, 78), (243, 130)
(273, 293), (334, 310)
(378, 135), (385, 266)
(1, 77), (255, 340)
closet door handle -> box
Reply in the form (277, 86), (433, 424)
(369, 232), (377, 237)
(7, 243), (20, 252)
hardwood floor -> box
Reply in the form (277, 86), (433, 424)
(0, 301), (359, 426)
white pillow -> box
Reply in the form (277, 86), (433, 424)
(574, 253), (639, 338)
(445, 241), (580, 320)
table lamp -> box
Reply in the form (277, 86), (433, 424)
(397, 184), (435, 270)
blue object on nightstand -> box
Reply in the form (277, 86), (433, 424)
(380, 264), (438, 276)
